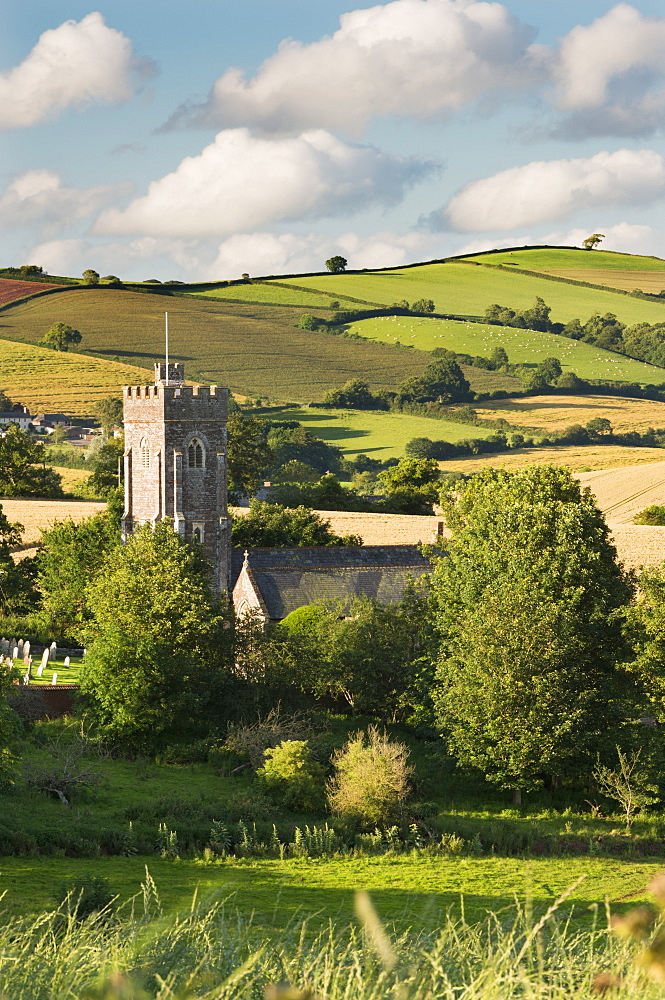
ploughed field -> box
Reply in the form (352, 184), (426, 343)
(0, 290), (435, 404)
(0, 278), (62, 305)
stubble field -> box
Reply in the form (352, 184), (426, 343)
(472, 394), (665, 434)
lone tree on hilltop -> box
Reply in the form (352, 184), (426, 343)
(431, 465), (635, 804)
(82, 269), (99, 284)
(325, 256), (347, 273)
(583, 233), (605, 250)
(38, 322), (82, 353)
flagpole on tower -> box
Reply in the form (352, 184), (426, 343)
(165, 311), (169, 385)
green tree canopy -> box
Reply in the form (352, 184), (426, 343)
(93, 396), (123, 437)
(37, 500), (122, 641)
(79, 520), (231, 745)
(231, 501), (360, 547)
(228, 413), (273, 501)
(0, 425), (63, 497)
(325, 256), (347, 273)
(398, 359), (471, 404)
(82, 439), (123, 499)
(583, 233), (605, 250)
(82, 269), (99, 284)
(0, 504), (37, 616)
(38, 322), (83, 353)
(323, 379), (381, 410)
(431, 465), (635, 801)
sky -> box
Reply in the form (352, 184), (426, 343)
(3, 0), (665, 281)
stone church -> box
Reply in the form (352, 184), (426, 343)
(122, 363), (431, 619)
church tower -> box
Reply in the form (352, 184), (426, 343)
(122, 362), (231, 594)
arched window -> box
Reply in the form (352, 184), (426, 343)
(193, 527), (201, 543)
(188, 438), (205, 468)
(140, 439), (150, 468)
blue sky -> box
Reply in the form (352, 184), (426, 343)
(3, 0), (665, 280)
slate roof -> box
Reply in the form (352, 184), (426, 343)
(231, 545), (432, 620)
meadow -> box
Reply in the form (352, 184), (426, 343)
(0, 290), (432, 404)
(466, 247), (665, 272)
(0, 339), (149, 415)
(276, 257), (665, 326)
(346, 316), (664, 383)
(189, 281), (362, 310)
(264, 406), (496, 461)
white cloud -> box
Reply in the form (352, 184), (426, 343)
(437, 149), (665, 232)
(0, 12), (154, 129)
(543, 223), (663, 258)
(0, 170), (131, 236)
(205, 228), (440, 279)
(166, 0), (542, 135)
(26, 236), (199, 280)
(94, 128), (436, 238)
(552, 4), (665, 137)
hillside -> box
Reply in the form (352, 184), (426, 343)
(465, 247), (665, 294)
(274, 253), (665, 327)
(348, 315), (663, 383)
(0, 339), (150, 414)
(0, 289), (435, 405)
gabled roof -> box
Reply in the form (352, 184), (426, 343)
(231, 545), (432, 620)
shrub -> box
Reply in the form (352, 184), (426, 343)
(634, 505), (665, 525)
(257, 739), (326, 811)
(327, 727), (412, 826)
(54, 873), (115, 919)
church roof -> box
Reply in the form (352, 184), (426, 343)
(230, 545), (432, 620)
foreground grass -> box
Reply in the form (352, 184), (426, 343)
(350, 316), (664, 383)
(1, 876), (663, 1000)
(281, 258), (665, 327)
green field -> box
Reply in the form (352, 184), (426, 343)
(351, 316), (665, 383)
(29, 655), (81, 686)
(466, 247), (665, 272)
(265, 406), (496, 460)
(190, 281), (363, 310)
(275, 258), (665, 326)
(0, 290), (431, 406)
(1, 852), (660, 926)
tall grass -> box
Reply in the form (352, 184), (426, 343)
(0, 872), (659, 999)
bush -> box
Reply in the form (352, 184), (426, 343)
(54, 873), (115, 919)
(327, 727), (412, 827)
(634, 505), (665, 526)
(257, 739), (326, 811)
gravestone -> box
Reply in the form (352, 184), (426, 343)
(23, 640), (30, 659)
(17, 640), (23, 658)
(36, 660), (45, 677)
(49, 641), (57, 661)
(0, 639), (7, 656)
(64, 656), (70, 668)
(12, 647), (18, 661)
(40, 649), (49, 673)
(51, 673), (58, 685)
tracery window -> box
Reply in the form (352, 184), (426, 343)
(188, 438), (205, 468)
(140, 439), (150, 468)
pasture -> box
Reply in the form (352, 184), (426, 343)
(276, 257), (665, 326)
(0, 852), (660, 925)
(0, 289), (432, 404)
(190, 281), (362, 310)
(473, 394), (665, 434)
(0, 338), (148, 415)
(466, 247), (665, 272)
(347, 315), (664, 383)
(265, 406), (496, 460)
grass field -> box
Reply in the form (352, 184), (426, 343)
(276, 257), (665, 327)
(0, 289), (432, 404)
(51, 466), (89, 492)
(28, 655), (82, 685)
(0, 339), (150, 414)
(466, 247), (665, 272)
(348, 316), (664, 383)
(265, 406), (496, 460)
(473, 394), (665, 434)
(1, 852), (661, 925)
(190, 281), (363, 309)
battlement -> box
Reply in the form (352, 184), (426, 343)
(123, 384), (224, 400)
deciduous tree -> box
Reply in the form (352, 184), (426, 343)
(231, 501), (360, 547)
(80, 520), (232, 745)
(0, 425), (63, 497)
(431, 465), (634, 802)
(38, 322), (83, 352)
(325, 256), (347, 273)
